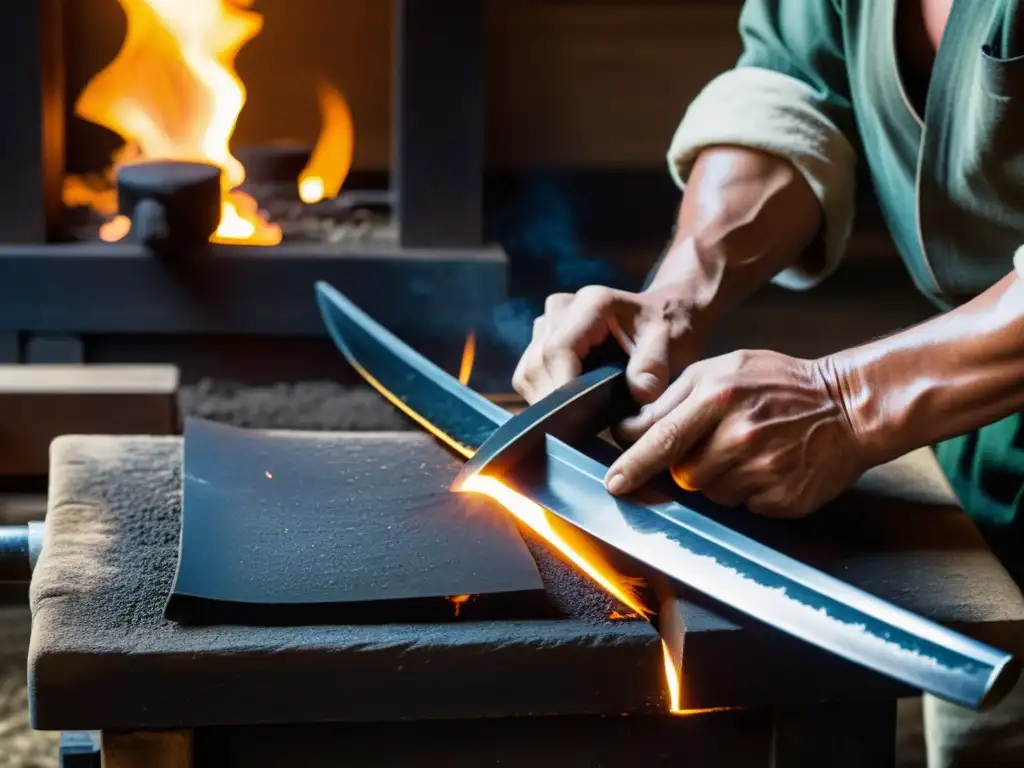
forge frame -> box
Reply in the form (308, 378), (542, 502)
(0, 0), (506, 369)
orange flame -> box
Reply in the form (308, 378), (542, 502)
(457, 331), (476, 386)
(298, 83), (355, 204)
(66, 0), (281, 245)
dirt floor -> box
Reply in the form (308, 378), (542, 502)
(0, 608), (59, 768)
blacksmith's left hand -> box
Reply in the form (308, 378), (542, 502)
(603, 349), (867, 519)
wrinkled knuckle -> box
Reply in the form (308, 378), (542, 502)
(720, 349), (751, 375)
(540, 341), (566, 367)
(511, 372), (528, 395)
(651, 418), (683, 457)
(544, 292), (572, 314)
(512, 362), (531, 390)
(575, 285), (614, 312)
(713, 380), (739, 406)
(729, 420), (758, 448)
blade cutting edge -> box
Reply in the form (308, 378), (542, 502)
(315, 280), (1021, 711)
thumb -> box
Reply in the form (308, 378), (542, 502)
(625, 322), (671, 405)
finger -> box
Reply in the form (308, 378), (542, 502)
(625, 322), (671, 405)
(539, 347), (583, 395)
(605, 385), (723, 495)
(616, 365), (698, 444)
(512, 316), (553, 402)
(700, 467), (759, 508)
(542, 287), (620, 387)
(670, 429), (744, 493)
(511, 350), (538, 402)
(544, 292), (574, 318)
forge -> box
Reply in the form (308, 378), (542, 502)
(0, 0), (504, 373)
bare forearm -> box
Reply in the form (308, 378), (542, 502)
(649, 146), (824, 325)
(829, 272), (1024, 463)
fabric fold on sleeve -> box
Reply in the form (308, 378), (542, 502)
(667, 66), (858, 290)
(1015, 245), (1024, 281)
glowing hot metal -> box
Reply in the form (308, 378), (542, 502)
(316, 281), (1020, 712)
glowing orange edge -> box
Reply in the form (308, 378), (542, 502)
(349, 360), (740, 716)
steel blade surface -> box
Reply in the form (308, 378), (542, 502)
(316, 281), (509, 454)
(451, 366), (629, 490)
(315, 280), (1019, 711)
(505, 436), (1019, 711)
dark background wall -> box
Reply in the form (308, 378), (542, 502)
(63, 0), (741, 174)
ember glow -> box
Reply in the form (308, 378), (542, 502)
(461, 475), (649, 616)
(446, 594), (471, 617)
(662, 641), (682, 713)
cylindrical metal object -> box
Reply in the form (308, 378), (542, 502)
(28, 520), (44, 570)
(117, 160), (222, 252)
(0, 525), (31, 582)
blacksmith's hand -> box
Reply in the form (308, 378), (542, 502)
(512, 284), (708, 407)
(604, 350), (868, 519)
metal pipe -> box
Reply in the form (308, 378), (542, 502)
(0, 522), (43, 582)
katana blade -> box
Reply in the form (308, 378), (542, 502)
(315, 280), (1020, 711)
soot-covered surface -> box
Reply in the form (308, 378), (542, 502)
(178, 379), (416, 432)
(30, 434), (663, 731)
(168, 419), (547, 624)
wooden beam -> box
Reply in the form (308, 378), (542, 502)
(393, 0), (484, 247)
(0, 364), (179, 476)
(101, 730), (193, 768)
(0, 0), (64, 241)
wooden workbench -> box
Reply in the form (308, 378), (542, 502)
(28, 433), (1024, 767)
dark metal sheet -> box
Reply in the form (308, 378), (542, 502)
(315, 280), (1021, 711)
(166, 418), (547, 625)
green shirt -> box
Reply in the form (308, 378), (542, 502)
(737, 0), (1024, 573)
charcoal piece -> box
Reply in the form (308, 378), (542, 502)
(166, 418), (546, 625)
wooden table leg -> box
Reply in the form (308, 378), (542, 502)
(101, 730), (193, 768)
(770, 699), (897, 768)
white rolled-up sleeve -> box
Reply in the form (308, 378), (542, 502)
(667, 66), (858, 290)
